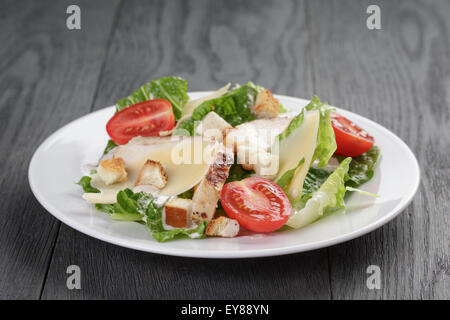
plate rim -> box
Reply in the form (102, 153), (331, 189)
(28, 92), (421, 258)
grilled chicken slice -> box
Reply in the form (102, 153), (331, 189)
(191, 147), (233, 223)
(225, 115), (294, 177)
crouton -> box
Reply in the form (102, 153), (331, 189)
(164, 198), (192, 228)
(240, 163), (254, 171)
(135, 159), (168, 189)
(195, 111), (233, 141)
(192, 149), (233, 223)
(206, 216), (240, 238)
(97, 158), (127, 185)
(252, 89), (280, 119)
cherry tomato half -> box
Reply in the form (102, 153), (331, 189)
(330, 111), (374, 157)
(106, 99), (175, 145)
(220, 177), (291, 233)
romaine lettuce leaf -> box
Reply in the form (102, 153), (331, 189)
(278, 96), (336, 165)
(247, 81), (264, 92)
(175, 84), (257, 135)
(277, 110), (305, 142)
(271, 96), (336, 198)
(276, 158), (305, 196)
(287, 157), (351, 229)
(294, 167), (332, 208)
(94, 188), (207, 241)
(274, 109), (321, 199)
(336, 146), (380, 188)
(76, 176), (100, 193)
(286, 145), (380, 221)
(226, 158), (254, 183)
(150, 222), (208, 242)
(178, 188), (194, 200)
(303, 96), (337, 167)
(183, 83), (230, 116)
(116, 76), (189, 120)
(103, 140), (117, 155)
(94, 189), (147, 221)
(279, 104), (288, 113)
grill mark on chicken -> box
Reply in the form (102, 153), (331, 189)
(206, 152), (233, 189)
(191, 149), (233, 223)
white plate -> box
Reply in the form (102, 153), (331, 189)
(29, 92), (420, 258)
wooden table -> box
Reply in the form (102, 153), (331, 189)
(1, 0), (448, 299)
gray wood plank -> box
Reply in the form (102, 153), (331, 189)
(0, 0), (119, 299)
(41, 0), (331, 299)
(307, 0), (450, 299)
(91, 0), (317, 110)
(43, 225), (330, 299)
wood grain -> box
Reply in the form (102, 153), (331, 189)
(307, 0), (450, 299)
(41, 0), (331, 300)
(0, 0), (119, 299)
(91, 0), (316, 110)
(42, 225), (330, 299)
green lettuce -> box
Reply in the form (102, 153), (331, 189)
(247, 81), (264, 92)
(337, 146), (380, 188)
(103, 140), (118, 155)
(276, 158), (305, 195)
(276, 109), (305, 142)
(76, 176), (100, 193)
(303, 96), (336, 167)
(178, 188), (194, 200)
(295, 167), (332, 208)
(272, 96), (336, 199)
(94, 189), (207, 242)
(226, 160), (254, 183)
(287, 157), (351, 229)
(116, 76), (189, 120)
(275, 96), (336, 168)
(95, 189), (146, 221)
(287, 145), (380, 217)
(175, 84), (257, 136)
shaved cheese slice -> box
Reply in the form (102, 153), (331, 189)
(83, 192), (117, 204)
(275, 110), (320, 199)
(87, 137), (216, 204)
(182, 83), (230, 116)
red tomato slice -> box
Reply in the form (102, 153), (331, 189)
(106, 99), (175, 145)
(330, 111), (374, 157)
(220, 177), (291, 233)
